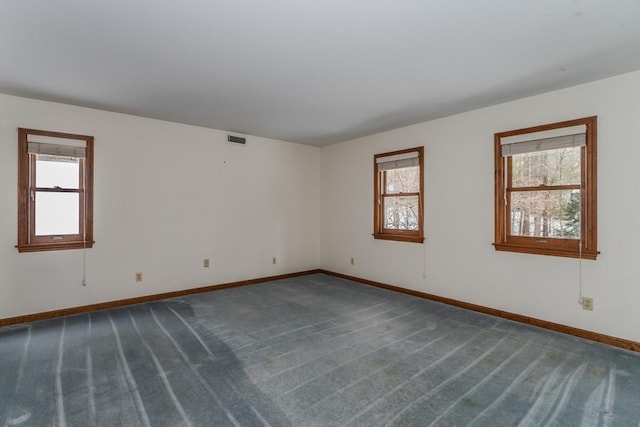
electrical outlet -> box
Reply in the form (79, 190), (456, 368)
(350, 257), (355, 265)
(203, 258), (210, 268)
(581, 297), (593, 311)
(135, 272), (143, 283)
(272, 257), (277, 265)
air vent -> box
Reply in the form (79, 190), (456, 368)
(227, 135), (246, 145)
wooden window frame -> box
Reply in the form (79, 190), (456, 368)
(17, 128), (94, 253)
(373, 146), (425, 243)
(494, 117), (597, 259)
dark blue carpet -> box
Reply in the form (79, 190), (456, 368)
(1, 273), (639, 426)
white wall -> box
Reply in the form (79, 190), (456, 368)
(0, 94), (321, 319)
(2, 72), (639, 343)
(320, 71), (640, 342)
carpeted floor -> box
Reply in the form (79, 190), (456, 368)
(1, 273), (639, 426)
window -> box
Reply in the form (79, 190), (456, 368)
(494, 117), (597, 259)
(17, 128), (94, 253)
(373, 146), (424, 243)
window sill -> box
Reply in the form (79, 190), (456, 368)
(493, 243), (597, 260)
(373, 233), (424, 243)
(16, 241), (94, 253)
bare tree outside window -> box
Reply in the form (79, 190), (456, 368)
(374, 147), (424, 243)
(384, 167), (420, 230)
(509, 147), (581, 239)
(494, 116), (597, 259)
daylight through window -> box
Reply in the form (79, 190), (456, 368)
(494, 117), (597, 259)
(17, 128), (94, 253)
(374, 147), (424, 243)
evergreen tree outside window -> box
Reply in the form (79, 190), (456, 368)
(494, 117), (597, 259)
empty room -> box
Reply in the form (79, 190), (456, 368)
(1, 1), (639, 426)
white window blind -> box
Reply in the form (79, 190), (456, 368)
(500, 124), (586, 157)
(27, 142), (86, 158)
(376, 151), (420, 171)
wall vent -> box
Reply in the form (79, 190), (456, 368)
(227, 135), (246, 145)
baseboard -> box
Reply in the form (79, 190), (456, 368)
(4, 268), (637, 353)
(0, 269), (322, 327)
(318, 269), (640, 353)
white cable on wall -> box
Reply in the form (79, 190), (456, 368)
(82, 159), (88, 287)
(422, 237), (427, 278)
(577, 146), (586, 305)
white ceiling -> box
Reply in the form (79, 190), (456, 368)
(1, 1), (639, 146)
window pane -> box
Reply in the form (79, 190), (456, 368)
(35, 192), (79, 235)
(384, 196), (419, 230)
(35, 155), (80, 189)
(511, 147), (580, 187)
(385, 166), (419, 193)
(510, 190), (580, 239)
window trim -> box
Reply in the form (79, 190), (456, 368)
(17, 128), (94, 253)
(494, 116), (597, 259)
(373, 146), (424, 243)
